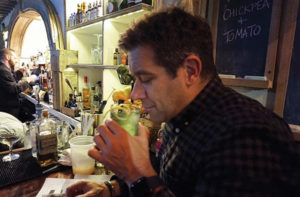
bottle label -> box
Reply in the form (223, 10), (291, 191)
(37, 132), (57, 155)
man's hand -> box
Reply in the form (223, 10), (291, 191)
(89, 120), (157, 185)
(66, 180), (110, 197)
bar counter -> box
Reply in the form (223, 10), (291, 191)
(0, 167), (73, 197)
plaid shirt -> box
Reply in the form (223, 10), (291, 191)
(155, 76), (300, 197)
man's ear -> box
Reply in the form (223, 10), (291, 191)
(183, 55), (202, 86)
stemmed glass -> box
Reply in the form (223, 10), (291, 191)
(91, 34), (102, 64)
(0, 133), (20, 162)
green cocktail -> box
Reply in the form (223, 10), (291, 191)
(110, 104), (140, 136)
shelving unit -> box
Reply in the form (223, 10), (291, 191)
(64, 2), (153, 116)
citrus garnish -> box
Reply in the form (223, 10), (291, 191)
(104, 104), (131, 121)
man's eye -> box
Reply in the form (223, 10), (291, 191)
(140, 78), (152, 83)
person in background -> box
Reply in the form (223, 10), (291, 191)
(0, 48), (31, 119)
(67, 8), (300, 197)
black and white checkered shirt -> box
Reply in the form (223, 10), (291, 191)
(155, 76), (300, 196)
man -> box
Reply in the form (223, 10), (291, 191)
(67, 8), (300, 197)
(0, 48), (30, 119)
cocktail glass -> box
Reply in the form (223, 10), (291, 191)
(0, 133), (20, 162)
(110, 104), (141, 136)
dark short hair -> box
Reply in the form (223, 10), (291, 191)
(119, 7), (217, 79)
(0, 48), (14, 59)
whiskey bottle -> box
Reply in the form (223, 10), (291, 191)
(36, 109), (58, 166)
(82, 76), (91, 109)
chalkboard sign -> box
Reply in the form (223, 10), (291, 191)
(216, 0), (273, 78)
(283, 9), (300, 125)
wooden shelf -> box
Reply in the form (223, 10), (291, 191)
(220, 77), (272, 89)
(66, 3), (152, 31)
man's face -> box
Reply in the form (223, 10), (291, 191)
(130, 46), (187, 123)
(8, 52), (18, 68)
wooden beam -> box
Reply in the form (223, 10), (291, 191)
(221, 77), (271, 89)
(273, 0), (299, 116)
(264, 0), (283, 84)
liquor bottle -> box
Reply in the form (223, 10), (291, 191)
(90, 86), (96, 109)
(128, 0), (135, 7)
(121, 51), (128, 65)
(135, 0), (152, 5)
(96, 81), (103, 101)
(72, 12), (76, 26)
(82, 1), (87, 23)
(113, 48), (120, 65)
(76, 3), (81, 24)
(94, 81), (102, 113)
(42, 70), (48, 91)
(97, 0), (103, 17)
(86, 3), (91, 21)
(91, 2), (96, 20)
(119, 0), (128, 10)
(36, 109), (58, 166)
(82, 76), (91, 109)
(79, 2), (84, 23)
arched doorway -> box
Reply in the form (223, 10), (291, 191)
(6, 0), (65, 110)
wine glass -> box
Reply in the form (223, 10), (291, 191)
(91, 34), (102, 64)
(0, 133), (20, 162)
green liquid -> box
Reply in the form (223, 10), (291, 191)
(111, 109), (140, 136)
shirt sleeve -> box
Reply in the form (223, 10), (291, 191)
(0, 67), (29, 94)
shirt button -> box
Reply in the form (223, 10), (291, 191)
(184, 121), (189, 126)
(175, 128), (180, 133)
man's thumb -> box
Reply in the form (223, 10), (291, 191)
(137, 122), (150, 141)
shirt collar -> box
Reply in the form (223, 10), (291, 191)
(166, 75), (223, 134)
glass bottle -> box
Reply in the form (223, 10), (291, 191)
(113, 48), (120, 65)
(82, 76), (91, 109)
(128, 0), (135, 7)
(76, 3), (81, 25)
(97, 0), (103, 17)
(119, 0), (128, 10)
(36, 109), (58, 166)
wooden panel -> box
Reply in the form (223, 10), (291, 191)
(273, 1), (299, 116)
(221, 77), (271, 89)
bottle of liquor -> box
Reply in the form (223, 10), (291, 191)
(90, 86), (96, 110)
(113, 48), (120, 65)
(128, 0), (135, 7)
(97, 0), (103, 17)
(36, 109), (58, 166)
(121, 51), (128, 65)
(86, 3), (91, 21)
(91, 2), (96, 20)
(76, 3), (81, 24)
(82, 76), (91, 109)
(96, 81), (103, 101)
(82, 1), (87, 23)
(135, 0), (152, 5)
(119, 0), (128, 10)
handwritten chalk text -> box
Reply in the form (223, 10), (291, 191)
(223, 24), (262, 43)
(223, 0), (270, 21)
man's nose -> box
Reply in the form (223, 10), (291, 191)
(131, 80), (146, 101)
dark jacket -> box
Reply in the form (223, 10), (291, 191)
(0, 63), (29, 117)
